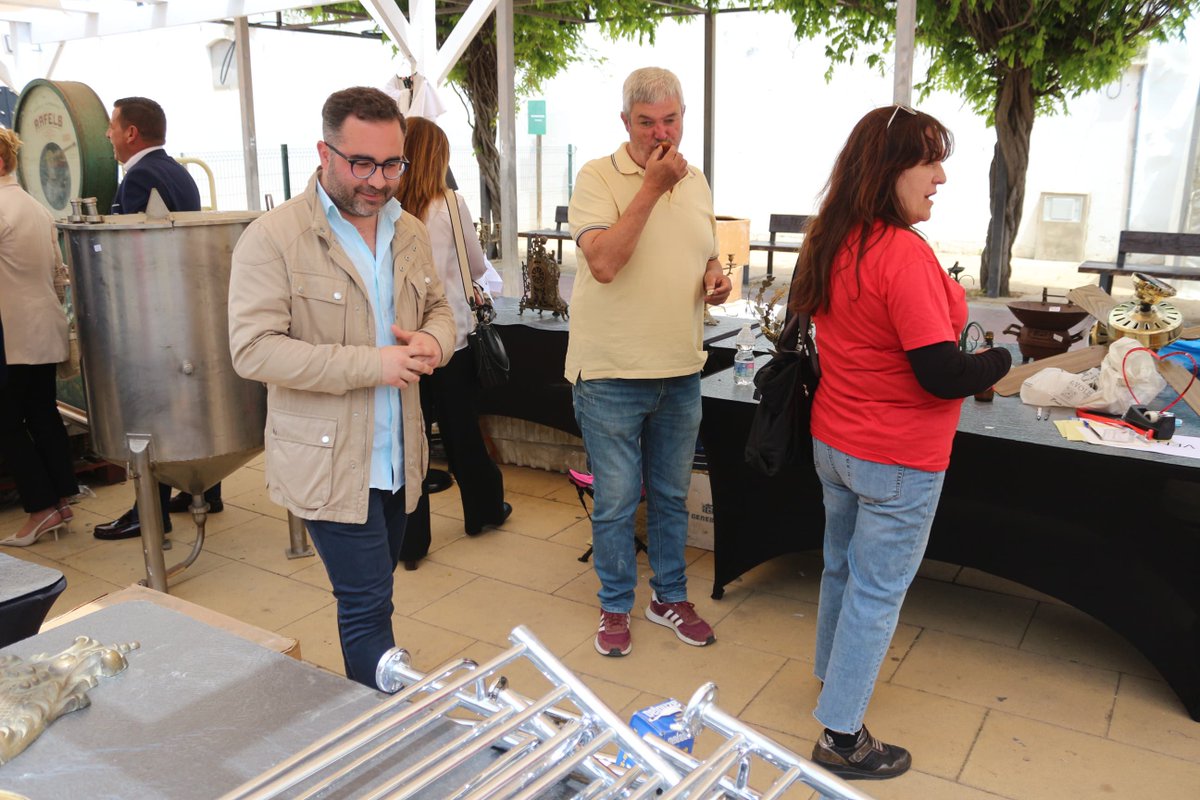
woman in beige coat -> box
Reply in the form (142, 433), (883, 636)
(0, 128), (78, 546)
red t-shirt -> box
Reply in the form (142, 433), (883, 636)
(810, 224), (968, 472)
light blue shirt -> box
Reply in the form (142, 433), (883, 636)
(317, 181), (404, 492)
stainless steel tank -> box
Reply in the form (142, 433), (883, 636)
(59, 210), (265, 495)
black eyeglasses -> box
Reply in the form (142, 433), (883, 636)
(324, 141), (409, 180)
(886, 104), (918, 129)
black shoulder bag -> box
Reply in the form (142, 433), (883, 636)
(744, 307), (820, 476)
(446, 190), (510, 388)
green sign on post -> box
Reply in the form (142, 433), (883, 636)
(527, 100), (547, 135)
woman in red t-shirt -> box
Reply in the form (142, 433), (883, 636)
(789, 106), (1011, 781)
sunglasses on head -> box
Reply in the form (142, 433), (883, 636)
(886, 104), (918, 129)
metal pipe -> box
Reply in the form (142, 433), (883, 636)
(220, 658), (483, 800)
(164, 494), (209, 580)
(509, 625), (683, 785)
(285, 511), (314, 559)
(281, 143), (292, 200)
(56, 401), (88, 429)
(659, 734), (745, 798)
(502, 729), (616, 800)
(449, 720), (584, 800)
(128, 434), (168, 593)
(681, 683), (873, 800)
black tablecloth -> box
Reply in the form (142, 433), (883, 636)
(699, 362), (1200, 721)
(479, 297), (753, 436)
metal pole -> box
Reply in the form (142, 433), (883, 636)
(702, 6), (716, 187)
(236, 17), (262, 211)
(496, 0), (520, 295)
(281, 143), (292, 201)
(567, 143), (575, 199)
(535, 134), (542, 228)
(286, 511), (314, 559)
(893, 0), (916, 106)
(128, 434), (168, 593)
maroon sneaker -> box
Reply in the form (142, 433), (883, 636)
(646, 592), (715, 646)
(595, 611), (631, 656)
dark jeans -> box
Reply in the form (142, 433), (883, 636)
(0, 363), (77, 513)
(404, 348), (505, 559)
(304, 488), (408, 689)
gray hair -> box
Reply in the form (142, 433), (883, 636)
(622, 67), (684, 115)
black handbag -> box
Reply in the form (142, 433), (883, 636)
(446, 190), (510, 388)
(744, 308), (820, 476)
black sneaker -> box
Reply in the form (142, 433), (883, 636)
(810, 726), (911, 780)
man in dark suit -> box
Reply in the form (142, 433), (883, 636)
(94, 96), (222, 541)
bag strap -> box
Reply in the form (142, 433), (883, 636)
(444, 189), (477, 330)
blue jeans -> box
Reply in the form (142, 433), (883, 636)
(304, 488), (408, 690)
(572, 375), (701, 613)
(811, 437), (945, 733)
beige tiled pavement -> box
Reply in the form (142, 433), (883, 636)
(6, 449), (1199, 799)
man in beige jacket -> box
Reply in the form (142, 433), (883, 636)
(229, 86), (455, 689)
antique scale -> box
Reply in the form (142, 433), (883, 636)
(12, 79), (117, 216)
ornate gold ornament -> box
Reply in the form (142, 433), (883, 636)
(519, 235), (569, 318)
(1, 636), (138, 764)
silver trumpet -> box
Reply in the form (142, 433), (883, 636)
(220, 625), (875, 800)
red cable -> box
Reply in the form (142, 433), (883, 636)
(1119, 346), (1197, 413)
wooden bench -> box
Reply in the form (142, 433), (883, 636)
(749, 213), (810, 277)
(517, 205), (570, 264)
(1077, 230), (1200, 293)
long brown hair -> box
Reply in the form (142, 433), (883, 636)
(395, 116), (450, 222)
(791, 106), (953, 315)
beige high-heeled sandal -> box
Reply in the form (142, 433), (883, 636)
(57, 499), (75, 522)
(1, 509), (65, 547)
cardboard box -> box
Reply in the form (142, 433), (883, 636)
(617, 699), (694, 766)
(686, 470), (714, 551)
(42, 584), (301, 660)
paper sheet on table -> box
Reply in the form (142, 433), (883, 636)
(1054, 419), (1087, 441)
(1075, 420), (1200, 459)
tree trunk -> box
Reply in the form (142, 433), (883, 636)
(463, 19), (501, 232)
(980, 67), (1036, 296)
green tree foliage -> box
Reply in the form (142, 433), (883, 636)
(774, 0), (1197, 294)
(313, 2), (672, 229)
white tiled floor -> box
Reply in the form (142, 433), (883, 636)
(5, 451), (1200, 799)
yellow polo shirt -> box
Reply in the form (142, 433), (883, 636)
(565, 144), (718, 383)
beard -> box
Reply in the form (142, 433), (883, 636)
(321, 170), (393, 219)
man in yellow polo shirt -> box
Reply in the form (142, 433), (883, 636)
(567, 66), (732, 657)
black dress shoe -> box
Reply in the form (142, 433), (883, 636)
(94, 512), (173, 541)
(422, 469), (453, 494)
(167, 493), (225, 514)
(465, 502), (513, 536)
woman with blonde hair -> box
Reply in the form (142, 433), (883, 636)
(0, 128), (78, 546)
(791, 105), (1010, 779)
(397, 116), (509, 561)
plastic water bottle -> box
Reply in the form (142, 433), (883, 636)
(734, 324), (756, 386)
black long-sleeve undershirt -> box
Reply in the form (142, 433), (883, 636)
(905, 341), (1012, 400)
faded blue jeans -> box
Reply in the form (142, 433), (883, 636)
(811, 437), (945, 733)
(572, 375), (701, 613)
